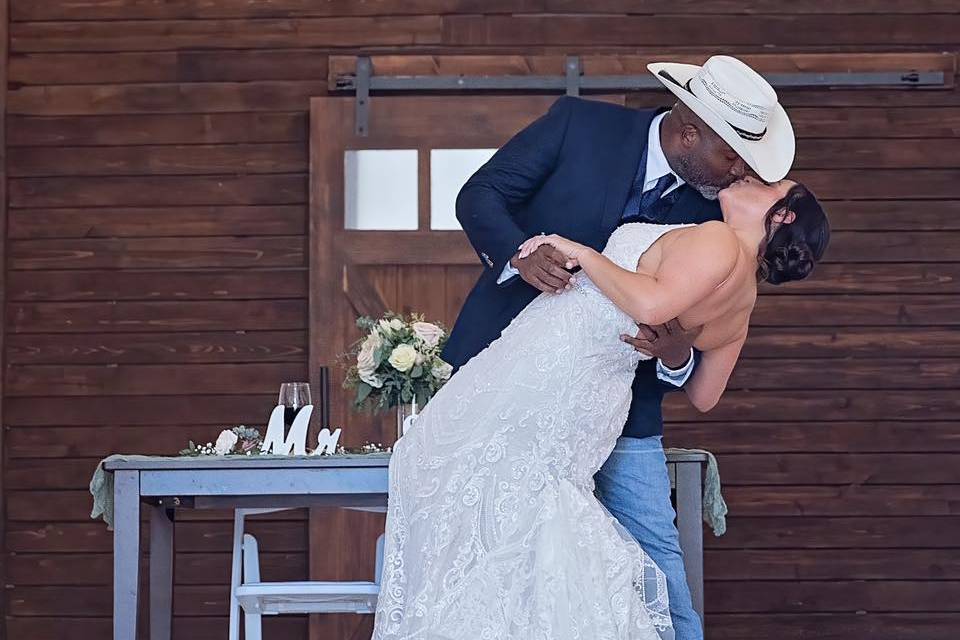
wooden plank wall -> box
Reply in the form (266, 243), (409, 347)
(3, 2), (959, 639)
(0, 0), (7, 634)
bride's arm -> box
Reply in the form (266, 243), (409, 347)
(684, 332), (747, 412)
(544, 222), (740, 326)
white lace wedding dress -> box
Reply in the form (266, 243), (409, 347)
(373, 223), (689, 640)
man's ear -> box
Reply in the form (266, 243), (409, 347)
(679, 123), (701, 149)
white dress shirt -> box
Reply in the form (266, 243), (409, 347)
(641, 111), (685, 197)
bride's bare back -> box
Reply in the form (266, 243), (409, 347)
(519, 220), (762, 410)
(636, 221), (757, 352)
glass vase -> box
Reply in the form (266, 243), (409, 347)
(396, 400), (418, 441)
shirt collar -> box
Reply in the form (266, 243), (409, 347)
(644, 111), (684, 195)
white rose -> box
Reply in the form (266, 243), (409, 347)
(359, 370), (384, 388)
(389, 318), (404, 332)
(388, 344), (418, 373)
(378, 318), (394, 337)
(214, 429), (239, 455)
(357, 332), (382, 375)
(412, 321), (444, 348)
(431, 360), (453, 381)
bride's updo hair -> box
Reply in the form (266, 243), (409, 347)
(759, 183), (830, 285)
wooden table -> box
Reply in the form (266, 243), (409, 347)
(106, 452), (707, 640)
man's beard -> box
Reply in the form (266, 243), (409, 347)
(692, 183), (721, 201)
(675, 153), (724, 201)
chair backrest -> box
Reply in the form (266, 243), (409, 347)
(231, 508), (294, 602)
(242, 534), (262, 583)
(374, 534), (385, 584)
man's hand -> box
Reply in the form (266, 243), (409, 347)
(518, 234), (586, 266)
(620, 318), (702, 368)
(511, 244), (577, 294)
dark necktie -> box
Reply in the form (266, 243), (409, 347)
(621, 173), (678, 225)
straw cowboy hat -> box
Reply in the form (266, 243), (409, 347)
(648, 55), (795, 183)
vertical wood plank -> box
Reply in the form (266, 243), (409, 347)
(307, 96), (347, 640)
(0, 0), (8, 632)
(337, 264), (394, 640)
(366, 265), (399, 444)
(418, 145), (430, 231)
(444, 265), (482, 328)
(398, 266), (448, 324)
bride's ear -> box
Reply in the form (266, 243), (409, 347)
(772, 208), (796, 225)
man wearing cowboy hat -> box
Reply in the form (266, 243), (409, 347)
(443, 55), (795, 639)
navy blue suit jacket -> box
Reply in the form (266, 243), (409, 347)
(442, 96), (723, 438)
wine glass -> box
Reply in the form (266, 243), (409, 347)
(279, 382), (312, 428)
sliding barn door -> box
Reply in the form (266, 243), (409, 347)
(307, 94), (622, 638)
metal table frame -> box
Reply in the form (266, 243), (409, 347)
(106, 452), (706, 640)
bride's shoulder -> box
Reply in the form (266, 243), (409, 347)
(665, 221), (740, 278)
(676, 221), (738, 255)
(691, 219), (734, 236)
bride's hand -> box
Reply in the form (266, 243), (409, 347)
(518, 234), (585, 269)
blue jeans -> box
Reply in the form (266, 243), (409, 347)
(594, 436), (702, 640)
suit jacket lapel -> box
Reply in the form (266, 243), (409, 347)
(599, 109), (657, 234)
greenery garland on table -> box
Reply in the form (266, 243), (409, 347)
(179, 425), (391, 457)
(179, 425), (264, 456)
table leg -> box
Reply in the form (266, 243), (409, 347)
(150, 506), (175, 640)
(114, 471), (141, 640)
(675, 461), (704, 623)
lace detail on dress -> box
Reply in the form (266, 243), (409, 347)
(373, 223), (686, 640)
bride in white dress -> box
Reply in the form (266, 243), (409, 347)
(372, 177), (829, 640)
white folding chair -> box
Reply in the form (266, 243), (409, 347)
(228, 508), (384, 640)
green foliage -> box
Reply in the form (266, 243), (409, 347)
(342, 311), (454, 413)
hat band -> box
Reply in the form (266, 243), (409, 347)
(657, 70), (768, 142)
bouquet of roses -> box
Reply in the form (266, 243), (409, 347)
(343, 312), (453, 411)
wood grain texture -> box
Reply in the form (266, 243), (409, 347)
(8, 142), (307, 176)
(8, 269), (308, 301)
(9, 49), (329, 84)
(6, 550), (307, 584)
(665, 389), (960, 421)
(8, 80), (329, 115)
(11, 17), (443, 52)
(8, 205), (307, 238)
(703, 580), (960, 613)
(5, 617), (305, 640)
(10, 236), (305, 269)
(706, 516), (960, 549)
(6, 520), (307, 553)
(7, 362), (308, 396)
(665, 420), (960, 452)
(8, 300), (307, 333)
(0, 0), (8, 629)
(6, 331), (307, 364)
(12, 0), (960, 21)
(705, 613), (960, 640)
(441, 14), (960, 47)
(5, 394), (277, 426)
(9, 174), (307, 207)
(6, 424), (281, 458)
(8, 113), (307, 146)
